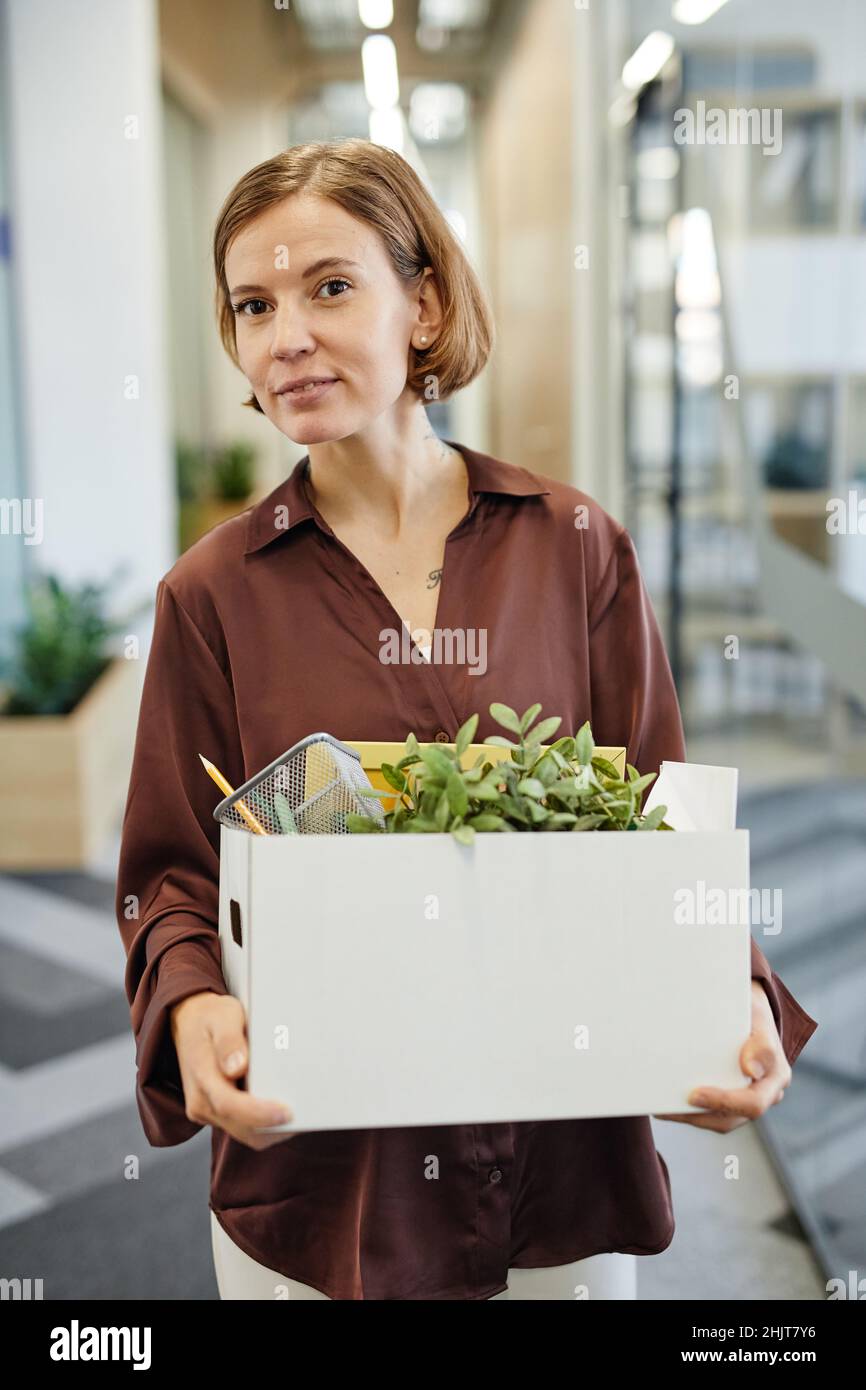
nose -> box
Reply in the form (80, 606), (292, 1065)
(268, 300), (317, 359)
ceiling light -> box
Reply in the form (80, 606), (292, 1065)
(622, 31), (676, 91)
(671, 0), (730, 24)
(359, 0), (393, 28)
(362, 34), (400, 109)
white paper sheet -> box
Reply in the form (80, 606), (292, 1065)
(642, 761), (738, 833)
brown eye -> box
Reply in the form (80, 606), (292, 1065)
(232, 299), (269, 316)
(317, 277), (351, 300)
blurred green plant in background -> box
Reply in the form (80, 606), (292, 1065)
(212, 441), (256, 500)
(0, 569), (145, 716)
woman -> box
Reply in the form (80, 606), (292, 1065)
(115, 138), (818, 1301)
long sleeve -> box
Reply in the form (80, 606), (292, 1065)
(586, 525), (817, 1070)
(115, 578), (245, 1146)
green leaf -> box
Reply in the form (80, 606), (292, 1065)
(420, 745), (454, 779)
(533, 755), (560, 787)
(467, 813), (508, 831)
(570, 813), (607, 831)
(380, 761), (408, 792)
(625, 772), (654, 796)
(451, 823), (475, 845)
(274, 792), (298, 834)
(526, 715), (562, 745)
(405, 816), (438, 833)
(345, 812), (384, 832)
(446, 770), (469, 816)
(483, 735), (520, 751)
(516, 777), (546, 798)
(519, 702), (542, 734)
(549, 777), (582, 799)
(489, 702), (522, 734)
(499, 795), (531, 823)
(435, 790), (451, 831)
(638, 804), (668, 831)
(455, 712), (479, 756)
(419, 789), (441, 819)
(471, 781), (503, 801)
(575, 721), (594, 768)
(591, 756), (621, 782)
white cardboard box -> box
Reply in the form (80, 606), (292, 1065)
(217, 763), (752, 1131)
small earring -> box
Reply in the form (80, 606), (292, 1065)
(419, 335), (428, 344)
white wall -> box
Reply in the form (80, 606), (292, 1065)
(6, 0), (174, 617)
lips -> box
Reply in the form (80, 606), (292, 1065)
(275, 378), (338, 406)
(276, 377), (337, 395)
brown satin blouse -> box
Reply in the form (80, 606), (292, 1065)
(115, 439), (819, 1300)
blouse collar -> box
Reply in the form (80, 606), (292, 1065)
(243, 439), (550, 556)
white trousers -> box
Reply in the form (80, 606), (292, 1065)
(210, 1211), (637, 1300)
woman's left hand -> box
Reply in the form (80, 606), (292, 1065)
(653, 980), (792, 1132)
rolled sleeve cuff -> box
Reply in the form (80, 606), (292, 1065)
(134, 925), (229, 1147)
(750, 936), (818, 1069)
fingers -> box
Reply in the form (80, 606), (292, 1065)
(688, 1066), (788, 1120)
(178, 995), (295, 1147)
(194, 1046), (294, 1138)
(680, 1112), (749, 1132)
(653, 1111), (747, 1130)
(682, 1015), (791, 1122)
(654, 1005), (792, 1130)
(742, 1041), (778, 1083)
(207, 994), (250, 1083)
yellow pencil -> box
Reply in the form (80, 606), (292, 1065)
(198, 754), (268, 835)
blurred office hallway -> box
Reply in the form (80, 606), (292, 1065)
(2, 0), (864, 1303)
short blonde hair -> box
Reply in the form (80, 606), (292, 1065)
(213, 137), (495, 413)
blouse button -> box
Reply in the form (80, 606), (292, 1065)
(434, 730), (450, 743)
(488, 1167), (503, 1184)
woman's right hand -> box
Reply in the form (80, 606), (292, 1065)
(170, 991), (297, 1149)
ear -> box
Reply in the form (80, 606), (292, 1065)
(415, 267), (444, 340)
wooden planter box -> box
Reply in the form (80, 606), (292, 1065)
(0, 657), (142, 870)
(180, 496), (253, 551)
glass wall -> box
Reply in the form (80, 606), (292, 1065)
(618, 0), (866, 1282)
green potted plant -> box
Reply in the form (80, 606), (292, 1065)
(346, 703), (672, 843)
(195, 441), (258, 540)
(0, 571), (146, 869)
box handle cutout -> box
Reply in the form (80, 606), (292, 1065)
(229, 898), (243, 948)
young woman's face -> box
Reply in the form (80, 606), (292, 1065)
(224, 192), (433, 446)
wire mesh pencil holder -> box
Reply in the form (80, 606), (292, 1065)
(212, 733), (386, 835)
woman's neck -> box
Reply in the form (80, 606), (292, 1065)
(303, 427), (465, 539)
